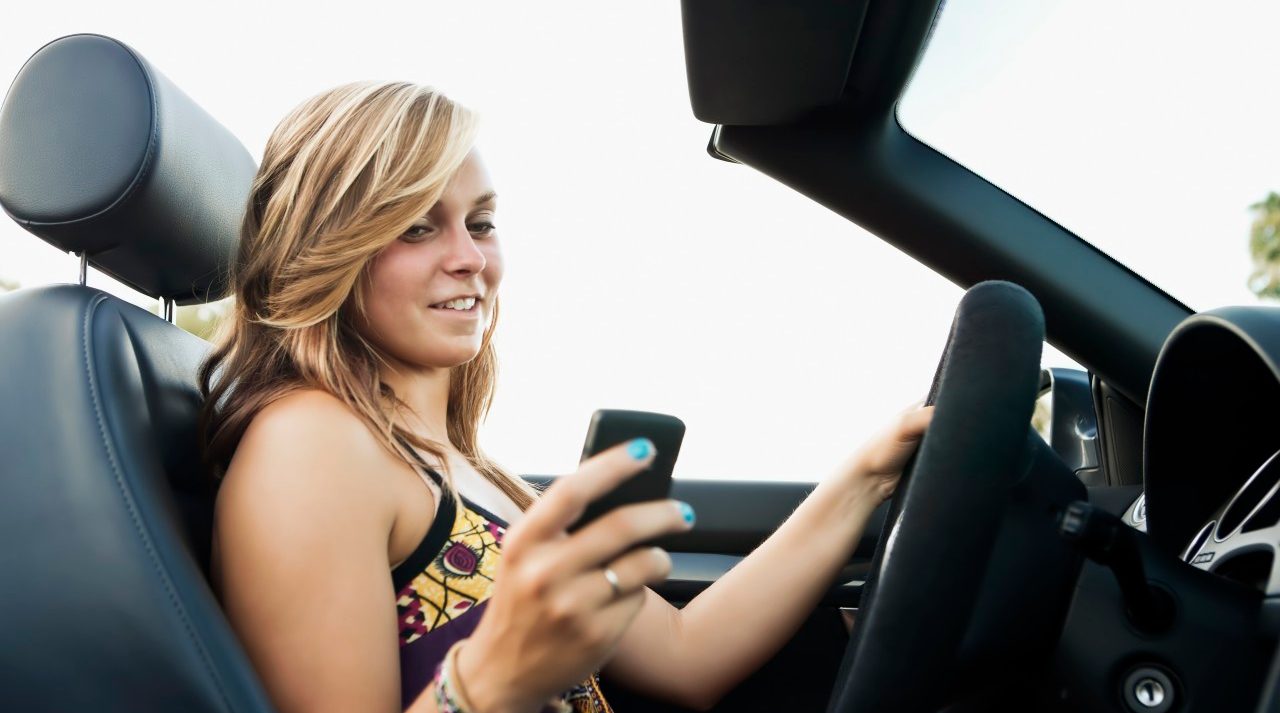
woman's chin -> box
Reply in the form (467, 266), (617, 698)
(424, 344), (484, 369)
(376, 340), (483, 374)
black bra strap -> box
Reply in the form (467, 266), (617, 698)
(394, 434), (445, 488)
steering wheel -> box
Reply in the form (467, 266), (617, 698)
(827, 281), (1061, 712)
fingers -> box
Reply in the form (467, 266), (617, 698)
(559, 499), (692, 572)
(896, 405), (935, 443)
(857, 406), (936, 477)
(594, 588), (650, 647)
(571, 546), (673, 611)
(516, 438), (657, 543)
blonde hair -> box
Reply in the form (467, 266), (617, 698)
(198, 81), (538, 511)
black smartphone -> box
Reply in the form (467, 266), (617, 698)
(569, 409), (686, 532)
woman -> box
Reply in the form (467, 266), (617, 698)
(200, 81), (933, 713)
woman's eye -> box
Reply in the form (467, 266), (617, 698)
(402, 224), (434, 241)
(469, 222), (497, 237)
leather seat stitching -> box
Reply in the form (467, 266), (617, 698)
(81, 293), (236, 712)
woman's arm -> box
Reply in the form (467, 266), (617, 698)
(602, 406), (933, 710)
(215, 390), (416, 713)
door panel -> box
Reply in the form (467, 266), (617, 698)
(524, 476), (882, 712)
(661, 553), (866, 607)
(526, 476), (887, 555)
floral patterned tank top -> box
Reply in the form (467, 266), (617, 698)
(391, 458), (614, 713)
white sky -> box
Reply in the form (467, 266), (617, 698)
(901, 0), (1280, 310)
(2, 1), (1263, 481)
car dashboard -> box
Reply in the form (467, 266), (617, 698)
(1051, 307), (1280, 712)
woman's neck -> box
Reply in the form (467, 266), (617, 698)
(380, 362), (452, 444)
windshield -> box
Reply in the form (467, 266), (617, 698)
(899, 0), (1280, 310)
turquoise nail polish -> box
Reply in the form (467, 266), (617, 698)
(678, 501), (696, 526)
(628, 438), (653, 460)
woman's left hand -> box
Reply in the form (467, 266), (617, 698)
(842, 404), (935, 503)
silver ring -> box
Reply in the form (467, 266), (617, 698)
(603, 567), (621, 597)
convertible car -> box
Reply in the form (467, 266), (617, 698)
(2, 1), (1278, 712)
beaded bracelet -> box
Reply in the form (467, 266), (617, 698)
(432, 640), (475, 713)
(432, 638), (575, 713)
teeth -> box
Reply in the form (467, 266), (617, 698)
(434, 297), (477, 311)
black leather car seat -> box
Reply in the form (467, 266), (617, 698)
(0, 34), (277, 712)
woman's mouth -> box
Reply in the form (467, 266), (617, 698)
(429, 296), (480, 315)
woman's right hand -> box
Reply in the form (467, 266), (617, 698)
(455, 439), (694, 713)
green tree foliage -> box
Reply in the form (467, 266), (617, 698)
(0, 274), (229, 338)
(161, 298), (233, 341)
(1031, 390), (1052, 444)
(1248, 192), (1280, 300)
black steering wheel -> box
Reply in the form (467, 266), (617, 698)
(828, 281), (1085, 712)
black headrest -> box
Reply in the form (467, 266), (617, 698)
(0, 34), (256, 304)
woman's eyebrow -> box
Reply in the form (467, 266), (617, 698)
(422, 192), (497, 219)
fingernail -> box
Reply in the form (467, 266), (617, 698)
(677, 501), (696, 526)
(628, 438), (654, 460)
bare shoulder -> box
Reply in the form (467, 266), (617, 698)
(212, 388), (408, 712)
(236, 388), (387, 469)
(222, 389), (398, 511)
(213, 388), (403, 587)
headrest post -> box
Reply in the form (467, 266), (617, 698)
(78, 252), (87, 287)
(162, 298), (175, 323)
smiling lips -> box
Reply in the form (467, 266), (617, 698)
(429, 296), (480, 315)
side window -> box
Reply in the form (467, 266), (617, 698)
(484, 187), (969, 482)
(1, 184), (1082, 485)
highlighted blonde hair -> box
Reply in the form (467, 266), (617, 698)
(198, 81), (537, 510)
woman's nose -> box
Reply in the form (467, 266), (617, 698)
(441, 225), (486, 275)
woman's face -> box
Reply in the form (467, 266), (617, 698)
(357, 151), (503, 372)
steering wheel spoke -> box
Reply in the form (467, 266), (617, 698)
(1186, 452), (1280, 595)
